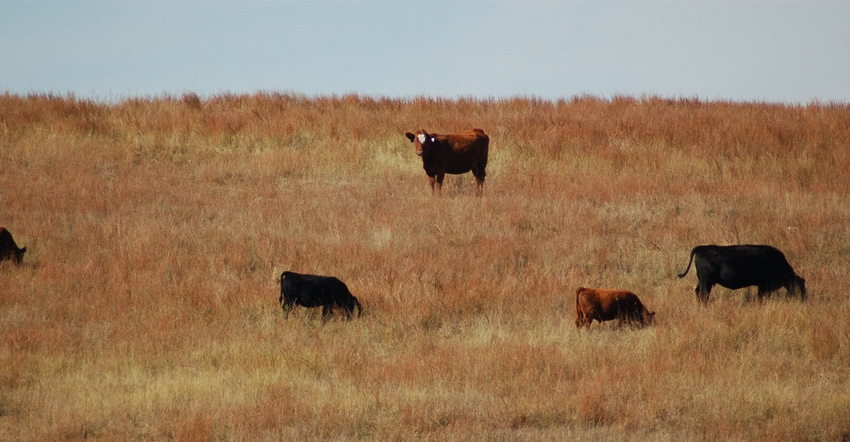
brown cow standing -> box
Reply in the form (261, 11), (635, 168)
(0, 227), (26, 265)
(404, 128), (489, 195)
(575, 287), (655, 329)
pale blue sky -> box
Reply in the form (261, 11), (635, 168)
(3, 1), (849, 103)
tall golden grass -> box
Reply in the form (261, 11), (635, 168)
(1, 92), (849, 440)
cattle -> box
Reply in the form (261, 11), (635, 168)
(678, 244), (806, 303)
(575, 287), (655, 329)
(404, 128), (489, 195)
(0, 227), (26, 265)
(279, 271), (362, 319)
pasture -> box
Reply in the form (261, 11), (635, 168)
(1, 93), (849, 440)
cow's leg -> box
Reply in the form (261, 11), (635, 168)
(695, 283), (712, 304)
(757, 286), (770, 302)
(617, 309), (634, 328)
(575, 311), (588, 329)
(321, 305), (332, 320)
(588, 312), (601, 329)
(622, 311), (639, 327)
(281, 300), (294, 317)
(339, 299), (354, 319)
(472, 168), (485, 196)
(576, 311), (592, 329)
(427, 175), (437, 193)
(434, 173), (445, 195)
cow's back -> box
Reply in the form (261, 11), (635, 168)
(698, 245), (796, 286)
(442, 129), (488, 158)
(446, 128), (488, 146)
(709, 245), (791, 268)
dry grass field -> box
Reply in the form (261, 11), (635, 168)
(1, 92), (849, 440)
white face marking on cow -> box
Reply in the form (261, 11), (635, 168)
(417, 133), (427, 144)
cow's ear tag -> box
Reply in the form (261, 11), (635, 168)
(417, 134), (428, 144)
(431, 137), (435, 143)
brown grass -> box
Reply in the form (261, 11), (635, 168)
(1, 92), (849, 440)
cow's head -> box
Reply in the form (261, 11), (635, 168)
(405, 130), (435, 157)
(4, 246), (26, 265)
(644, 310), (656, 326)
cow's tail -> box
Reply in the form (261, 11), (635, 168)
(575, 287), (586, 327)
(677, 247), (699, 278)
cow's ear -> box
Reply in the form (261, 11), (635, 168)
(405, 132), (415, 142)
(20, 247), (26, 253)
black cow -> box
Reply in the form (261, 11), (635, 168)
(0, 227), (26, 265)
(678, 244), (806, 303)
(279, 271), (362, 318)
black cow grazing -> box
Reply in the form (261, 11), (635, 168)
(678, 244), (806, 303)
(0, 227), (26, 265)
(279, 271), (362, 319)
(404, 128), (489, 196)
